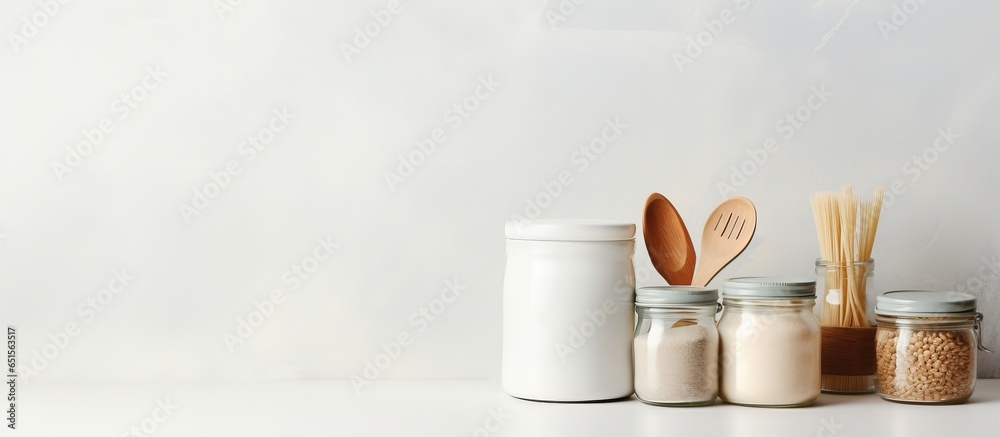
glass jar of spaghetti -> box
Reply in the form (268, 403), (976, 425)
(875, 290), (991, 404)
(814, 259), (876, 393)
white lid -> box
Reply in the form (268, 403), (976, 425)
(876, 290), (977, 315)
(504, 219), (635, 241)
(636, 286), (718, 307)
(722, 277), (816, 298)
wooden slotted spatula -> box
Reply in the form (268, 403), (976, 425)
(691, 197), (757, 287)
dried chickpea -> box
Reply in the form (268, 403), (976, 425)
(875, 327), (975, 403)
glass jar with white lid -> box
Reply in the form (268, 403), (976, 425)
(633, 286), (720, 406)
(718, 277), (821, 407)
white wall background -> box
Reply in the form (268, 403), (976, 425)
(1, 0), (998, 383)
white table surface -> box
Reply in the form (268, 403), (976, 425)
(15, 380), (999, 436)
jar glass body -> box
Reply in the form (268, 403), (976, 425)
(718, 297), (821, 407)
(502, 237), (635, 402)
(814, 259), (876, 393)
(875, 313), (978, 404)
(633, 305), (719, 406)
(814, 259), (875, 326)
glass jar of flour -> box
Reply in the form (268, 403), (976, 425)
(502, 220), (636, 402)
(718, 277), (821, 407)
(634, 286), (720, 406)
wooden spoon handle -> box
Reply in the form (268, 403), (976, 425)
(691, 267), (712, 287)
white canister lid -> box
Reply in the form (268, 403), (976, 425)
(722, 277), (816, 298)
(504, 219), (635, 241)
(875, 290), (977, 315)
(636, 286), (718, 307)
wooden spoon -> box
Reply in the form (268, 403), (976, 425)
(691, 197), (757, 287)
(672, 319), (697, 328)
(642, 193), (697, 285)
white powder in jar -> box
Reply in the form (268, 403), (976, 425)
(718, 309), (821, 406)
(634, 324), (718, 405)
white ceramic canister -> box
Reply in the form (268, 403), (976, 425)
(502, 219), (636, 402)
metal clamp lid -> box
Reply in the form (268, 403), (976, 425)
(975, 312), (993, 353)
(875, 290), (977, 314)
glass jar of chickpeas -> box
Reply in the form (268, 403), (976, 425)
(874, 290), (992, 404)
